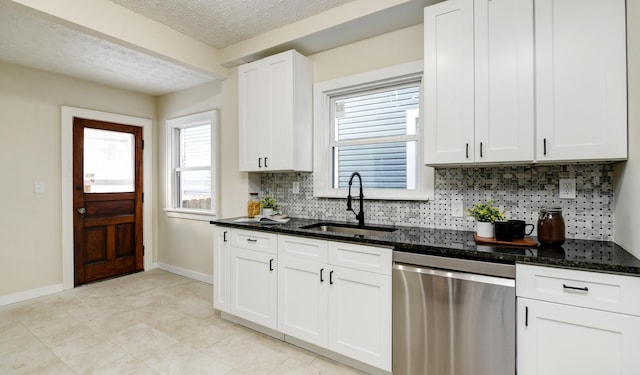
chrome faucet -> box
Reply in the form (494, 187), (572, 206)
(347, 171), (365, 227)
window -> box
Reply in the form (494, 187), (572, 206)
(165, 110), (216, 219)
(314, 61), (434, 200)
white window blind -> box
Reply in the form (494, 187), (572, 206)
(175, 123), (211, 210)
(332, 84), (420, 190)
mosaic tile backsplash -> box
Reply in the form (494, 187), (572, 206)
(259, 164), (614, 241)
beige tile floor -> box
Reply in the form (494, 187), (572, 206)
(0, 270), (366, 375)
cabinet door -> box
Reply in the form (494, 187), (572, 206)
(518, 298), (640, 375)
(474, 0), (534, 163)
(278, 256), (328, 347)
(263, 52), (294, 171)
(238, 61), (269, 171)
(213, 227), (230, 312)
(230, 247), (278, 330)
(328, 266), (392, 371)
(424, 0), (475, 165)
(535, 0), (627, 162)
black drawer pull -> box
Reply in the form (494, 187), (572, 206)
(269, 259), (274, 271)
(330, 270), (334, 285)
(264, 157), (268, 168)
(320, 268), (324, 283)
(543, 138), (547, 155)
(480, 142), (483, 158)
(466, 143), (469, 158)
(563, 284), (589, 292)
(223, 231), (228, 242)
(246, 238), (257, 242)
(258, 158), (262, 168)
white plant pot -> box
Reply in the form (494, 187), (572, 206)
(476, 221), (495, 238)
(262, 208), (274, 217)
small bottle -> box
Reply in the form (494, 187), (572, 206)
(247, 192), (260, 218)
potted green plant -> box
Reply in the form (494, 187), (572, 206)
(466, 199), (505, 238)
(259, 195), (278, 216)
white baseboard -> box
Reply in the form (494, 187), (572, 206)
(155, 263), (213, 284)
(0, 284), (64, 307)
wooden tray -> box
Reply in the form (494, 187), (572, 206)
(474, 234), (538, 247)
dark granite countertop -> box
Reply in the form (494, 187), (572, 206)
(211, 217), (640, 276)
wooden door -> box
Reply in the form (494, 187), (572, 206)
(73, 118), (143, 286)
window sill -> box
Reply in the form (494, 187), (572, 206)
(163, 208), (216, 221)
(314, 189), (432, 201)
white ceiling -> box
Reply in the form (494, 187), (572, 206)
(110, 0), (357, 49)
(0, 2), (213, 95)
(0, 0), (431, 96)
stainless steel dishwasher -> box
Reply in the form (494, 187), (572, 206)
(393, 252), (516, 375)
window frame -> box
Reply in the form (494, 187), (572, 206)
(313, 61), (434, 200)
(164, 110), (217, 220)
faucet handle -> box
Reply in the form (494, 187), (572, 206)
(346, 195), (352, 210)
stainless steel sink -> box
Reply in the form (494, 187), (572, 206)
(300, 223), (397, 237)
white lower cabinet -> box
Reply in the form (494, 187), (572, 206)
(215, 229), (392, 372)
(327, 265), (391, 370)
(517, 298), (640, 375)
(213, 226), (230, 312)
(516, 264), (640, 375)
(278, 255), (328, 346)
(277, 235), (392, 371)
(229, 246), (278, 330)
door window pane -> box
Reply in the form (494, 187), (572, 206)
(84, 128), (134, 193)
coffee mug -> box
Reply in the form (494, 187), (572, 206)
(495, 221), (513, 241)
(509, 219), (534, 239)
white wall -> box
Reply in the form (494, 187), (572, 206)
(613, 0), (640, 258)
(0, 61), (156, 297)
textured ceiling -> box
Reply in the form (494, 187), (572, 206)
(0, 0), (424, 95)
(110, 0), (356, 48)
(0, 2), (214, 95)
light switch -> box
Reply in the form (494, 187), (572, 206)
(292, 181), (300, 194)
(34, 181), (45, 194)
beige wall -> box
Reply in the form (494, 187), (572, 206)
(613, 0), (640, 258)
(156, 81), (221, 277)
(0, 61), (155, 297)
(310, 24), (423, 82)
(156, 76), (248, 278)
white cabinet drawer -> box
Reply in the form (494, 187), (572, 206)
(328, 242), (392, 276)
(278, 235), (328, 263)
(230, 229), (277, 254)
(516, 264), (640, 316)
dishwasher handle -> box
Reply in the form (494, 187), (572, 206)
(394, 262), (515, 288)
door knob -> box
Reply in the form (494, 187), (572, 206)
(77, 207), (86, 214)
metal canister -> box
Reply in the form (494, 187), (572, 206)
(537, 207), (565, 245)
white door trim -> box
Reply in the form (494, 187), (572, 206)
(61, 106), (154, 290)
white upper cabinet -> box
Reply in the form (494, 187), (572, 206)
(424, 0), (534, 165)
(424, 0), (475, 165)
(238, 50), (313, 172)
(425, 0), (627, 165)
(474, 0), (534, 163)
(535, 0), (627, 162)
